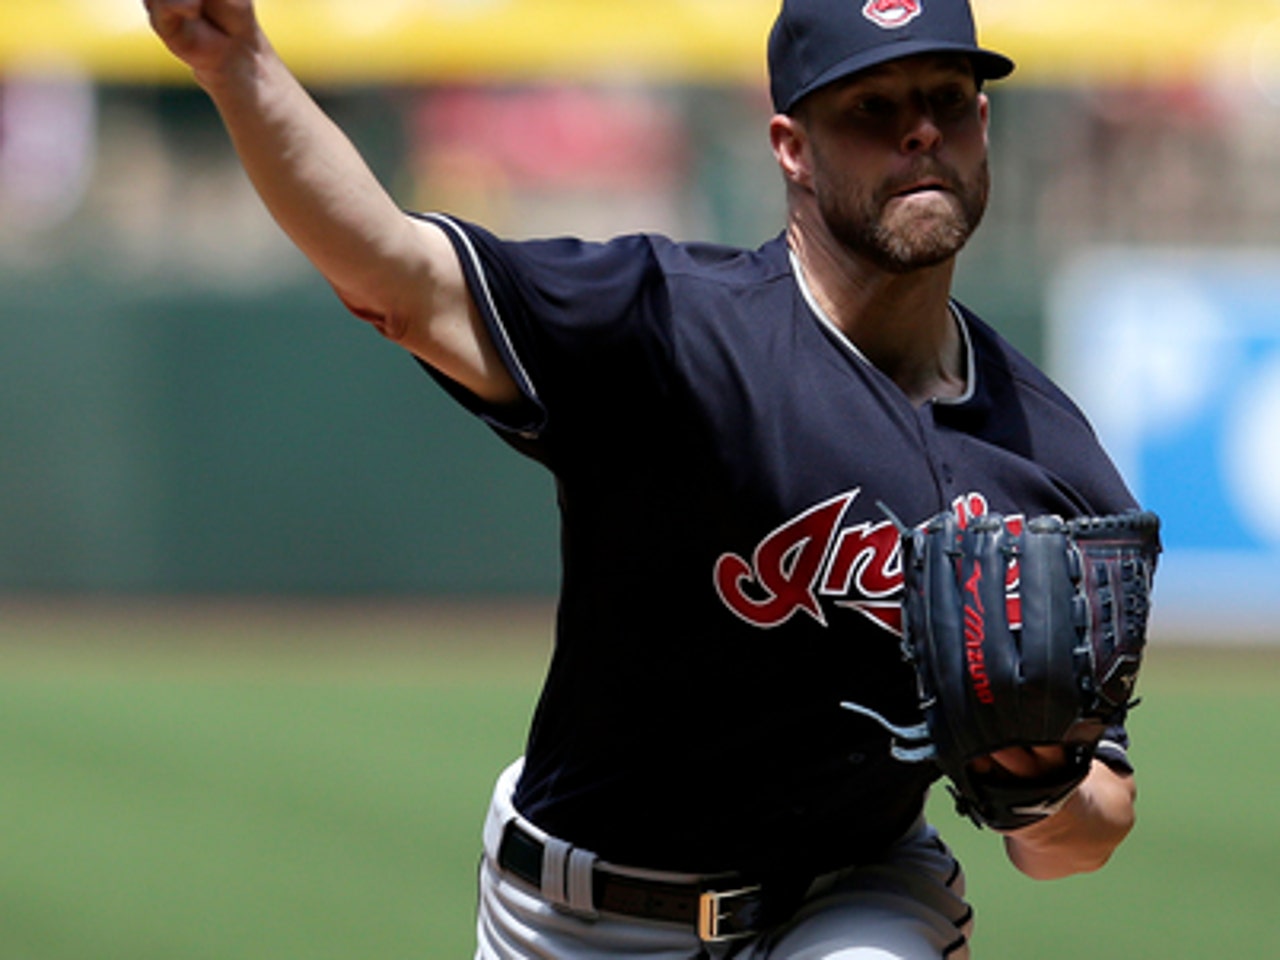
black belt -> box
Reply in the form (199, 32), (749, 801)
(496, 820), (799, 943)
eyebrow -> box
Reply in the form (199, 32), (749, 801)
(847, 55), (976, 86)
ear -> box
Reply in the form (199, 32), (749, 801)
(977, 91), (991, 147)
(770, 113), (812, 189)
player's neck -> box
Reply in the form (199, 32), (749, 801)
(787, 225), (966, 406)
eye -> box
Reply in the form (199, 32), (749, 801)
(929, 86), (972, 117)
(852, 94), (896, 119)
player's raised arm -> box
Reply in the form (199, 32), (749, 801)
(143, 0), (519, 406)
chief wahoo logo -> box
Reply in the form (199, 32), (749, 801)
(863, 0), (923, 29)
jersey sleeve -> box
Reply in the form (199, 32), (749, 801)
(1094, 727), (1133, 774)
(418, 213), (676, 453)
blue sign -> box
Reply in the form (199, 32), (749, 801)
(1048, 249), (1280, 639)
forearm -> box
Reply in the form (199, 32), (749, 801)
(199, 41), (424, 325)
(145, 0), (519, 402)
(1002, 760), (1137, 880)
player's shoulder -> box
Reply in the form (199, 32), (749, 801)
(645, 232), (793, 290)
(435, 214), (791, 297)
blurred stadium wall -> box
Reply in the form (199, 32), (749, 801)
(2, 2), (1279, 625)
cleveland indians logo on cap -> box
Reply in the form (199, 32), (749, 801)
(863, 0), (923, 29)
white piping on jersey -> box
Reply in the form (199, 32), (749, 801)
(840, 699), (937, 763)
(788, 250), (977, 405)
(420, 213), (542, 409)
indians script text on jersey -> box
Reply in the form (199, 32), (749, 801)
(716, 489), (1023, 634)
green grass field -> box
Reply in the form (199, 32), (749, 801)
(1, 600), (1275, 959)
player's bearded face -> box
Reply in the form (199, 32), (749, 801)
(816, 155), (990, 273)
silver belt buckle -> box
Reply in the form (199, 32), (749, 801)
(697, 885), (762, 943)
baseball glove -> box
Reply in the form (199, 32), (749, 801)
(871, 509), (1161, 831)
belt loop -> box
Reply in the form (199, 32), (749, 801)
(566, 848), (598, 917)
(541, 837), (572, 909)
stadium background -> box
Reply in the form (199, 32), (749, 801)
(1, 2), (1278, 958)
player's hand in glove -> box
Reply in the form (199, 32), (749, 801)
(971, 745), (1071, 781)
(848, 509), (1160, 832)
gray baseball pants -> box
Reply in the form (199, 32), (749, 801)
(475, 760), (975, 959)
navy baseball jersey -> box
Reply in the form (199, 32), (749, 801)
(421, 214), (1138, 877)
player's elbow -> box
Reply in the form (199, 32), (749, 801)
(334, 287), (411, 342)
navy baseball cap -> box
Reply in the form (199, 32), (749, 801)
(768, 0), (1015, 113)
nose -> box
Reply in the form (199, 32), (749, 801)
(901, 103), (943, 154)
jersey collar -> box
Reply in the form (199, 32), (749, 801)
(789, 249), (976, 406)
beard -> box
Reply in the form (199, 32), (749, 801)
(817, 157), (990, 274)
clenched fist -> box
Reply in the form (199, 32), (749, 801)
(144, 0), (263, 86)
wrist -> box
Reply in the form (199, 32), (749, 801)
(194, 31), (274, 102)
(996, 780), (1082, 835)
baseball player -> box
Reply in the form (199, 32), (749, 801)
(146, 0), (1145, 956)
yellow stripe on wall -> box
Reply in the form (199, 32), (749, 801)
(2, 0), (1277, 86)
